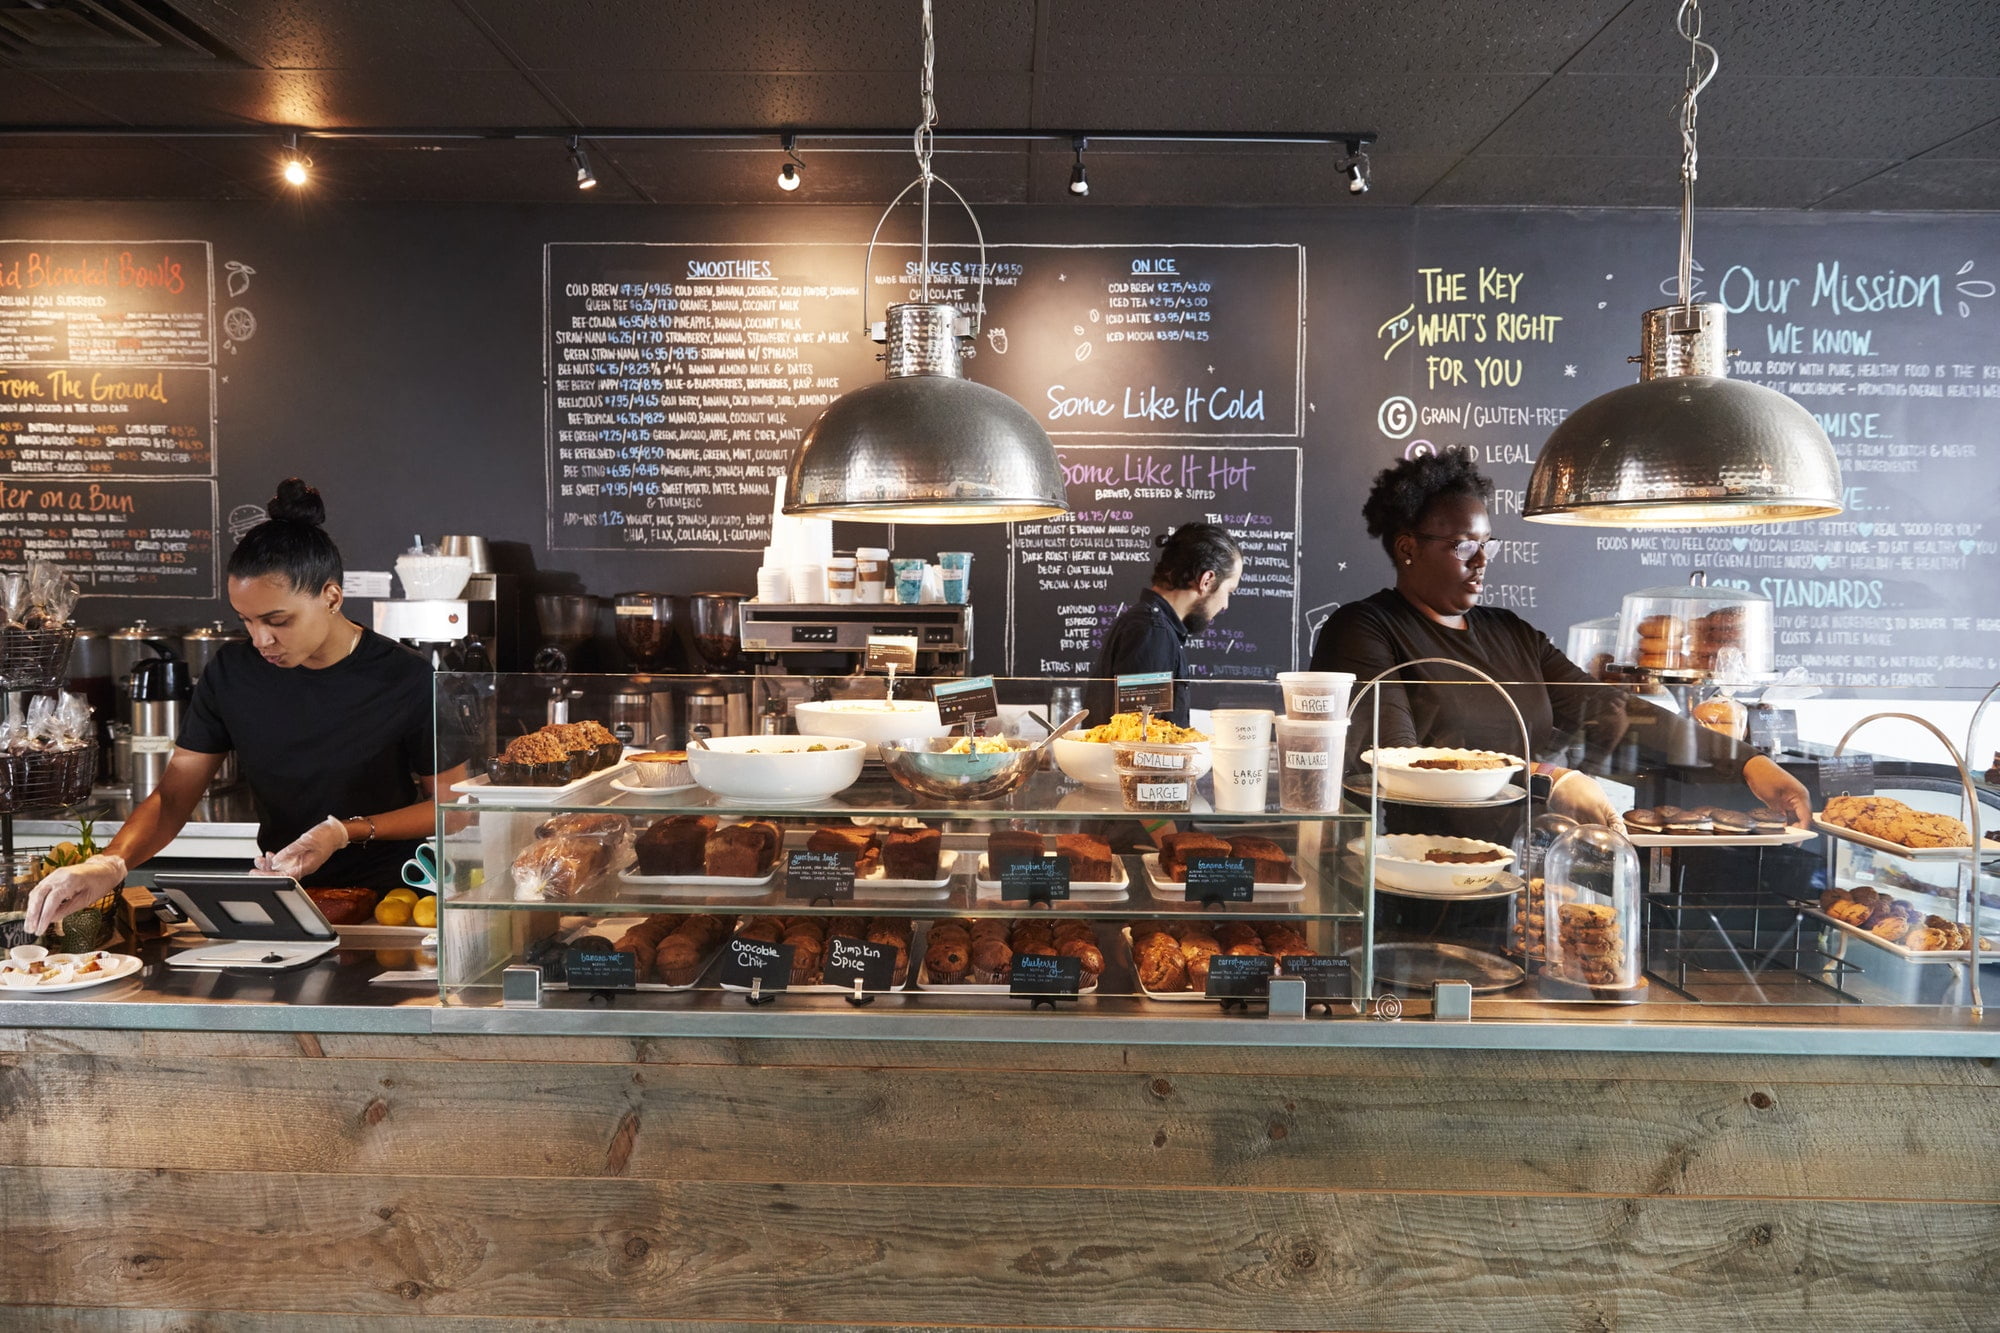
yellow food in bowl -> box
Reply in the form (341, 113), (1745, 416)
(945, 735), (1016, 754)
(1077, 712), (1209, 745)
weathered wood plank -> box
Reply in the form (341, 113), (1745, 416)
(3, 1168), (1995, 1331)
(0, 1312), (1134, 1333)
(4, 1052), (1998, 1202)
(50, 1028), (2000, 1093)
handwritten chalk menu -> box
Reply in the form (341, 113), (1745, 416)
(0, 240), (217, 597)
(1388, 213), (2000, 689)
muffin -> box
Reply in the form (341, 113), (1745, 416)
(969, 936), (1014, 983)
(924, 938), (971, 983)
(653, 934), (704, 985)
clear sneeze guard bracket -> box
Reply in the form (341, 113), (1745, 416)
(1266, 976), (1307, 1020)
(1432, 980), (1474, 1022)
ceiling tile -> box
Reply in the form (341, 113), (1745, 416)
(34, 69), (564, 128)
(463, 0), (1035, 72)
(1566, 0), (2000, 78)
(0, 73), (118, 123)
(1815, 158), (2000, 211)
(164, 0), (515, 70)
(535, 70), (1032, 129)
(1037, 75), (1546, 156)
(1488, 74), (2000, 163)
(1044, 0), (1628, 74)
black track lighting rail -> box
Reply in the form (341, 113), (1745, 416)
(0, 125), (1378, 149)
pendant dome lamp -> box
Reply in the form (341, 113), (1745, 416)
(783, 0), (1067, 524)
(1523, 0), (1842, 528)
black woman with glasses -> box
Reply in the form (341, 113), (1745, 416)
(1310, 452), (1809, 830)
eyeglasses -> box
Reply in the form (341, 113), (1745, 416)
(1412, 533), (1496, 563)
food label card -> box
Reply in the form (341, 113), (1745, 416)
(720, 936), (794, 991)
(1000, 854), (1071, 902)
(1184, 855), (1255, 903)
(563, 948), (637, 991)
(823, 936), (897, 992)
(1009, 952), (1083, 997)
(1204, 954), (1274, 999)
(784, 848), (856, 901)
(864, 636), (919, 673)
(1278, 954), (1352, 1002)
(933, 674), (1000, 728)
(1115, 671), (1175, 715)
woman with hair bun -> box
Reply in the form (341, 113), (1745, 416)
(26, 479), (466, 932)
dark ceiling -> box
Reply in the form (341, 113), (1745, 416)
(1, 0), (1995, 209)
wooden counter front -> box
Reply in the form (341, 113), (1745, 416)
(3, 1028), (1997, 1330)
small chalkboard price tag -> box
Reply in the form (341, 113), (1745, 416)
(1184, 854), (1255, 903)
(823, 935), (897, 992)
(563, 947), (638, 991)
(1000, 853), (1071, 903)
(720, 935), (794, 994)
(784, 848), (857, 901)
(1115, 671), (1175, 715)
(865, 635), (919, 673)
(1009, 951), (1082, 998)
(933, 674), (1001, 728)
(1204, 953), (1275, 1000)
(1278, 954), (1352, 1003)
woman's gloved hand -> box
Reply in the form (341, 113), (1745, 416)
(257, 816), (349, 880)
(23, 853), (127, 935)
(1547, 770), (1623, 828)
(1743, 754), (1812, 827)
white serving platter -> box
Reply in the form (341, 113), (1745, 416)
(1138, 852), (1303, 901)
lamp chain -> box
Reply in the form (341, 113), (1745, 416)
(914, 0), (938, 305)
(1675, 0), (1718, 311)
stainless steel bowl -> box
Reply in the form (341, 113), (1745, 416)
(878, 736), (1040, 802)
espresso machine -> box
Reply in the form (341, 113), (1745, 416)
(737, 603), (972, 677)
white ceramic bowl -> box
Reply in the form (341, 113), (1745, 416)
(395, 553), (473, 600)
(791, 699), (950, 749)
(1360, 747), (1525, 803)
(1350, 834), (1517, 894)
(685, 734), (866, 804)
(1053, 736), (1213, 790)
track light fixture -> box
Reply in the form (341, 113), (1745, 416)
(778, 132), (802, 191)
(1067, 136), (1089, 197)
(569, 137), (597, 190)
(1342, 139), (1370, 195)
(279, 131), (310, 187)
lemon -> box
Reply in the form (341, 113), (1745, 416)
(384, 887), (419, 904)
(48, 842), (79, 865)
(374, 948), (415, 970)
(412, 896), (437, 928)
(373, 897), (413, 927)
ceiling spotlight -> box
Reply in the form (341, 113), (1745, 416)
(1068, 136), (1089, 197)
(279, 132), (310, 187)
(778, 132), (803, 191)
(569, 137), (597, 190)
(1343, 143), (1370, 195)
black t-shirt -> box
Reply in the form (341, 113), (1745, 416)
(179, 628), (443, 890)
(1084, 589), (1192, 727)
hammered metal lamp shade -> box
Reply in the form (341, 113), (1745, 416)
(1524, 375), (1844, 526)
(1525, 303), (1842, 527)
(784, 303), (1068, 524)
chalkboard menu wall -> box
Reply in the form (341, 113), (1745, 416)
(2, 202), (1994, 689)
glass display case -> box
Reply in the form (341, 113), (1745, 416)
(1613, 572), (1775, 682)
(430, 672), (2000, 1030)
(434, 673), (1377, 1013)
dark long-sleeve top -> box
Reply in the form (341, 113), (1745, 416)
(1309, 588), (1753, 784)
(1084, 588), (1192, 728)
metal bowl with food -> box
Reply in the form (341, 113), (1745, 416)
(878, 735), (1042, 802)
(685, 734), (866, 804)
(1359, 747), (1525, 803)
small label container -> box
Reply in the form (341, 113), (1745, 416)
(1276, 671), (1355, 721)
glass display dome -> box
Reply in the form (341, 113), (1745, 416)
(1540, 824), (1643, 993)
(1564, 616), (1620, 681)
(1613, 572), (1773, 682)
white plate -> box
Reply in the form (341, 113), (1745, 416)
(858, 849), (960, 894)
(1139, 852), (1303, 901)
(1360, 748), (1525, 804)
(975, 852), (1128, 899)
(914, 960), (1099, 995)
(1807, 906), (1999, 964)
(609, 777), (699, 797)
(1625, 827), (1817, 849)
(452, 758), (631, 804)
(0, 951), (141, 992)
(1343, 777), (1527, 809)
(620, 865), (778, 890)
(1813, 816), (2000, 863)
(1349, 834), (1516, 895)
(332, 923), (436, 943)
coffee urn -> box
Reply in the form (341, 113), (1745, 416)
(128, 648), (192, 803)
